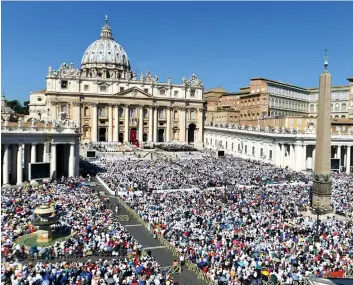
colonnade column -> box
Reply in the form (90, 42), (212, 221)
(303, 145), (307, 170)
(281, 144), (285, 167)
(312, 146), (316, 170)
(114, 105), (119, 142)
(148, 107), (153, 142)
(166, 107), (171, 142)
(124, 104), (130, 143)
(139, 106), (144, 142)
(337, 145), (341, 167)
(68, 143), (75, 178)
(347, 146), (351, 174)
(16, 144), (23, 185)
(179, 108), (186, 142)
(91, 103), (98, 142)
(11, 145), (17, 183)
(275, 143), (281, 166)
(108, 104), (113, 142)
(50, 143), (57, 180)
(2, 144), (9, 185)
(153, 107), (158, 142)
(290, 144), (295, 170)
(31, 144), (37, 163)
(43, 142), (49, 163)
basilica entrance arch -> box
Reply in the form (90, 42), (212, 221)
(188, 123), (196, 143)
(99, 127), (107, 142)
(129, 128), (137, 142)
(158, 129), (165, 142)
(118, 133), (124, 143)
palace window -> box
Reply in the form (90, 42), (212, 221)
(144, 88), (149, 93)
(61, 81), (68, 89)
(335, 103), (340, 111)
(190, 110), (196, 120)
(174, 90), (179, 97)
(84, 85), (89, 91)
(160, 89), (165, 96)
(120, 87), (124, 92)
(100, 85), (107, 92)
(341, 103), (347, 111)
(190, 89), (195, 97)
(37, 97), (42, 102)
(309, 104), (315, 113)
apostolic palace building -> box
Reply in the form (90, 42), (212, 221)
(27, 16), (205, 146)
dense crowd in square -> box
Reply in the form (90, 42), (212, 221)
(1, 178), (178, 285)
(91, 154), (353, 284)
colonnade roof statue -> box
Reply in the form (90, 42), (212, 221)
(311, 49), (332, 211)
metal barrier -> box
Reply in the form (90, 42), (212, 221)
(160, 265), (182, 275)
(116, 215), (130, 222)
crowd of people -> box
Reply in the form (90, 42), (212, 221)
(91, 154), (353, 284)
(155, 144), (198, 152)
(121, 178), (353, 284)
(1, 178), (178, 285)
(94, 157), (311, 192)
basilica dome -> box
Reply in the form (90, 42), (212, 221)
(81, 16), (130, 71)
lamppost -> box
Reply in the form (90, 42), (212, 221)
(312, 199), (327, 243)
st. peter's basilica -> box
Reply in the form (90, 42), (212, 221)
(28, 16), (205, 146)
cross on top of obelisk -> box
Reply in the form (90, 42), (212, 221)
(324, 48), (328, 72)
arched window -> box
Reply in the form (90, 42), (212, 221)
(335, 103), (340, 111)
(61, 104), (68, 113)
(190, 110), (196, 120)
(309, 104), (315, 113)
(341, 103), (347, 111)
(341, 115), (346, 118)
(143, 108), (148, 118)
(84, 106), (89, 117)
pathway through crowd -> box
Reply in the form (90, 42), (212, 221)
(92, 178), (207, 285)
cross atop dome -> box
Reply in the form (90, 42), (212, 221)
(100, 15), (113, 39)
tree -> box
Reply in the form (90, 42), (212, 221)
(6, 100), (29, 115)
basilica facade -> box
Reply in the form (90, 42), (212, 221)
(28, 17), (205, 146)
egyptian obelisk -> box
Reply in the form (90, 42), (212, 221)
(311, 49), (332, 211)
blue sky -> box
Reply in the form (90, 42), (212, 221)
(2, 1), (353, 103)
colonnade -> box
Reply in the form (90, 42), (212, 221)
(204, 130), (353, 173)
(1, 142), (78, 185)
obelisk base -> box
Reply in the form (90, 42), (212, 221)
(312, 180), (332, 213)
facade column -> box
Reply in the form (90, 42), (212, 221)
(68, 143), (75, 177)
(290, 144), (295, 170)
(153, 107), (158, 142)
(16, 144), (23, 185)
(2, 144), (9, 185)
(179, 108), (186, 142)
(51, 102), (58, 120)
(124, 104), (130, 143)
(197, 108), (204, 146)
(347, 146), (351, 174)
(31, 143), (37, 163)
(73, 102), (81, 130)
(139, 106), (144, 142)
(312, 146), (316, 170)
(108, 104), (113, 142)
(148, 106), (153, 142)
(51, 143), (57, 180)
(91, 103), (98, 142)
(166, 107), (171, 142)
(281, 144), (285, 167)
(114, 105), (119, 142)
